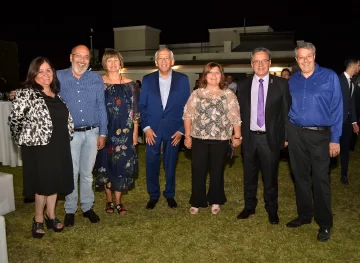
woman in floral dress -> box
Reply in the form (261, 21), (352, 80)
(95, 49), (140, 215)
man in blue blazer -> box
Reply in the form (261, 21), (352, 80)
(139, 48), (190, 209)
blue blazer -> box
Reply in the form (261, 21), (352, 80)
(139, 70), (190, 140)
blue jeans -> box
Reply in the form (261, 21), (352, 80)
(64, 128), (99, 213)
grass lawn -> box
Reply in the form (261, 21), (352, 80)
(1, 144), (360, 262)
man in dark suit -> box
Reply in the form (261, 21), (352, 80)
(338, 58), (360, 184)
(236, 47), (291, 224)
(352, 74), (360, 150)
(139, 48), (190, 210)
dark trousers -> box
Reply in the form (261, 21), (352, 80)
(350, 126), (358, 151)
(145, 136), (179, 200)
(288, 122), (333, 229)
(242, 132), (279, 214)
(340, 120), (352, 176)
(189, 138), (228, 207)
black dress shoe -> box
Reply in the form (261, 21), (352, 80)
(236, 209), (255, 219)
(146, 199), (158, 210)
(64, 213), (75, 227)
(286, 217), (311, 228)
(268, 212), (279, 224)
(83, 209), (100, 223)
(317, 228), (331, 242)
(167, 198), (177, 208)
(340, 176), (349, 185)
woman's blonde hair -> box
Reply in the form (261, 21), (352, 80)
(102, 49), (124, 71)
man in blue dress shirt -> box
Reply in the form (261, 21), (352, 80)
(57, 45), (108, 226)
(285, 42), (343, 242)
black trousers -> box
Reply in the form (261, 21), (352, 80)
(242, 132), (279, 214)
(340, 119), (352, 176)
(350, 125), (358, 151)
(288, 122), (333, 229)
(189, 138), (228, 208)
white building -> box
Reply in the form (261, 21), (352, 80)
(95, 25), (300, 89)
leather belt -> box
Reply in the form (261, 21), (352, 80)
(251, 130), (266, 134)
(74, 126), (97, 132)
(302, 126), (329, 131)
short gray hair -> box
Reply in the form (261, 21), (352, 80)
(155, 48), (175, 60)
(295, 42), (316, 57)
(250, 47), (271, 61)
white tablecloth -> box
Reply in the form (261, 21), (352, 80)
(0, 101), (22, 167)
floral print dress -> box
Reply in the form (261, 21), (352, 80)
(95, 81), (140, 192)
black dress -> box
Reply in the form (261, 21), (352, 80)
(22, 93), (74, 196)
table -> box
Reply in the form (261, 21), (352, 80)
(0, 216), (9, 263)
(0, 101), (22, 167)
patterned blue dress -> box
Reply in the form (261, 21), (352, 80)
(95, 81), (140, 192)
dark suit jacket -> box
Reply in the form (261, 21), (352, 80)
(354, 84), (360, 122)
(338, 72), (357, 123)
(237, 74), (291, 152)
(139, 70), (190, 140)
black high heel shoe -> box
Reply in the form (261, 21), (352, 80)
(32, 217), (45, 239)
(44, 214), (64, 232)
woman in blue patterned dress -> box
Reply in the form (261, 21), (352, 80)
(95, 49), (140, 215)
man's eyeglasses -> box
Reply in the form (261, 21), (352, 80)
(72, 53), (90, 60)
(252, 59), (270, 66)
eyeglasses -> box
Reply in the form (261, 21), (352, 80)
(72, 53), (90, 60)
(296, 54), (314, 62)
(208, 71), (221, 76)
(252, 59), (270, 66)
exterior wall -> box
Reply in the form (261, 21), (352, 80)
(208, 26), (274, 49)
(166, 43), (211, 55)
(145, 30), (161, 56)
(209, 31), (240, 49)
(114, 26), (160, 57)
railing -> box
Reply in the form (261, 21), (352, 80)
(115, 43), (224, 56)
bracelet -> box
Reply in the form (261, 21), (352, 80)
(184, 134), (191, 139)
(234, 136), (242, 140)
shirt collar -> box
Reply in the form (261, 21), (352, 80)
(159, 69), (173, 79)
(254, 73), (269, 83)
(344, 71), (351, 80)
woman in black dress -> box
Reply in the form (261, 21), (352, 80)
(9, 57), (74, 238)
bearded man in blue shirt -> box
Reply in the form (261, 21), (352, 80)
(57, 45), (108, 226)
(286, 42), (343, 242)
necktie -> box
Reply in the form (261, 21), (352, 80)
(257, 79), (264, 127)
(349, 79), (353, 97)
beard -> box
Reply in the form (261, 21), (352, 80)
(72, 61), (88, 75)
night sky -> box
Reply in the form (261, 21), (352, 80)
(1, 3), (359, 80)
